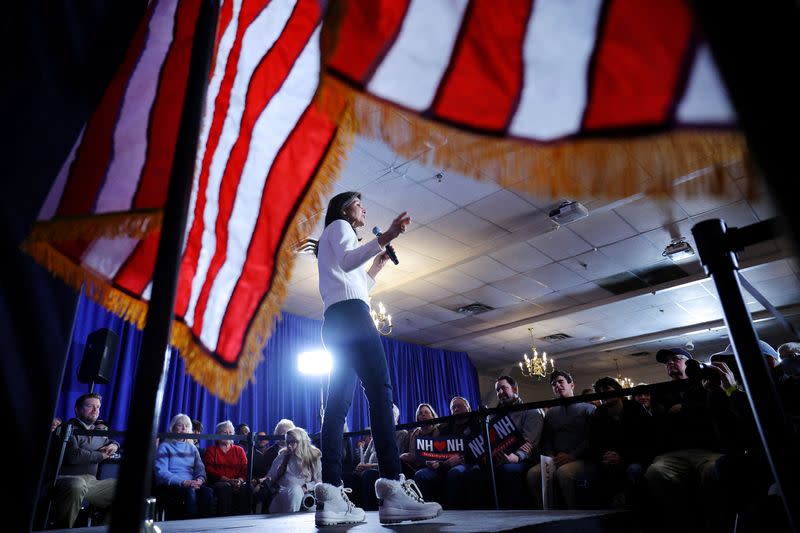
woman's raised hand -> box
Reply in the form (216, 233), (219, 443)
(386, 212), (411, 239)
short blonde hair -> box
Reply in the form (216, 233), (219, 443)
(415, 403), (438, 420)
(274, 419), (295, 435)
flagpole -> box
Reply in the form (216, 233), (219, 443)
(109, 1), (219, 531)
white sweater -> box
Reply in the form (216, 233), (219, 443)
(317, 220), (384, 311)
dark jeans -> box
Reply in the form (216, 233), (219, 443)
(210, 481), (253, 516)
(155, 484), (214, 519)
(321, 299), (402, 485)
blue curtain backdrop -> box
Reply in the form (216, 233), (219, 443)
(56, 294), (481, 441)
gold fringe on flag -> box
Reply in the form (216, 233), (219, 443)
(316, 74), (752, 201)
(26, 209), (162, 243)
(172, 107), (355, 403)
(23, 108), (355, 404)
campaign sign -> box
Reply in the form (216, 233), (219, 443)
(414, 436), (465, 460)
(464, 415), (523, 464)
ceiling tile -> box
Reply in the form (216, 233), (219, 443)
(491, 274), (553, 300)
(456, 256), (517, 283)
(670, 170), (742, 216)
(289, 255), (319, 281)
(599, 235), (666, 271)
(389, 247), (441, 274)
(430, 209), (509, 246)
(691, 200), (758, 229)
(364, 181), (457, 225)
(403, 226), (469, 260)
(425, 269), (484, 293)
(527, 262), (588, 291)
(676, 295), (724, 321)
(568, 210), (637, 247)
(354, 136), (403, 165)
(418, 170), (502, 206)
(416, 322), (472, 343)
(337, 145), (395, 190)
(398, 278), (455, 301)
(741, 260), (796, 284)
(560, 282), (616, 303)
(392, 310), (442, 331)
(411, 303), (465, 323)
(466, 190), (541, 231)
(528, 228), (593, 261)
(529, 292), (580, 312)
(490, 242), (552, 272)
(561, 250), (624, 281)
(462, 285), (525, 309)
(613, 196), (687, 233)
(736, 176), (779, 221)
(390, 295), (429, 311)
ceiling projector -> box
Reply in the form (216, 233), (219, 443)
(548, 201), (589, 225)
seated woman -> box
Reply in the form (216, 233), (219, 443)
(265, 427), (322, 514)
(203, 420), (253, 516)
(400, 403), (440, 477)
(153, 414), (214, 519)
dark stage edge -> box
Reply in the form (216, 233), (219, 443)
(52, 509), (637, 532)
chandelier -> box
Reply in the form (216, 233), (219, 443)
(370, 301), (392, 336)
(614, 358), (635, 389)
(518, 328), (554, 379)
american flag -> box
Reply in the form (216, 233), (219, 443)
(26, 0), (342, 402)
(319, 0), (746, 196)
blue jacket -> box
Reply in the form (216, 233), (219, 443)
(154, 440), (206, 486)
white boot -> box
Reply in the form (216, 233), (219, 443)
(314, 483), (366, 526)
(375, 474), (443, 524)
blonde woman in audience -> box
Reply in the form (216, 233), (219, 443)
(400, 403), (440, 475)
(266, 427), (322, 513)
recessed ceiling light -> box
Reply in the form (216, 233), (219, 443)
(589, 335), (606, 342)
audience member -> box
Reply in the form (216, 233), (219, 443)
(582, 388), (602, 407)
(153, 414), (214, 519)
(236, 423), (252, 456)
(191, 419), (204, 450)
(777, 341), (800, 360)
(400, 403), (440, 476)
(590, 377), (653, 508)
(51, 393), (119, 528)
(51, 417), (62, 433)
(414, 396), (481, 508)
(527, 370), (596, 509)
(633, 384), (653, 416)
(265, 428), (322, 513)
(252, 419), (295, 512)
(203, 420), (253, 516)
(645, 347), (740, 532)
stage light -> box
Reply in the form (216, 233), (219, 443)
(298, 350), (332, 375)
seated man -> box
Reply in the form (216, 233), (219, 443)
(527, 370), (596, 509)
(203, 420), (253, 516)
(590, 377), (654, 507)
(51, 393), (119, 528)
(645, 347), (740, 531)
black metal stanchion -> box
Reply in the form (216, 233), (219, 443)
(41, 423), (74, 528)
(693, 219), (798, 532)
(480, 410), (500, 511)
(108, 2), (219, 531)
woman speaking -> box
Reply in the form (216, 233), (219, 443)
(313, 192), (442, 526)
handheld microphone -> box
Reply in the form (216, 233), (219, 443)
(372, 226), (399, 265)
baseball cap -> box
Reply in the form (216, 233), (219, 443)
(710, 340), (779, 364)
(655, 347), (694, 364)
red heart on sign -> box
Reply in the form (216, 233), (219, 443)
(434, 440), (446, 451)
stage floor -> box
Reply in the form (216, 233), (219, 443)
(55, 509), (636, 532)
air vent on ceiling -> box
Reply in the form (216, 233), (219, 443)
(627, 351), (651, 358)
(456, 303), (494, 315)
(541, 333), (572, 342)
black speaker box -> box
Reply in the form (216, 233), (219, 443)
(78, 328), (119, 384)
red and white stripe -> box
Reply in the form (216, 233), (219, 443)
(327, 0), (737, 139)
(37, 0), (335, 369)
